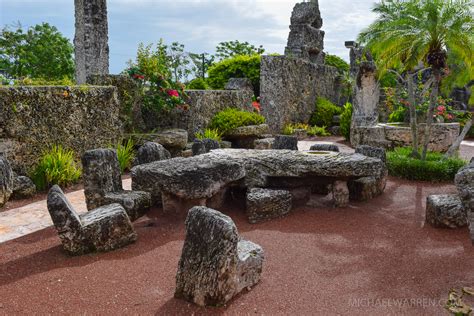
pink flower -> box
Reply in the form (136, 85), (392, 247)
(437, 106), (446, 112)
(167, 89), (179, 97)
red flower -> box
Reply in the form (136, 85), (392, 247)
(252, 101), (261, 112)
(437, 106), (446, 112)
(167, 89), (179, 97)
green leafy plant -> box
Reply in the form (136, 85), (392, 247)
(187, 77), (209, 90)
(387, 147), (466, 181)
(207, 54), (261, 96)
(310, 97), (342, 127)
(282, 123), (330, 137)
(307, 125), (330, 137)
(340, 102), (353, 141)
(324, 54), (350, 73)
(195, 128), (222, 141)
(31, 145), (81, 190)
(209, 108), (265, 134)
(215, 40), (265, 60)
(115, 138), (135, 173)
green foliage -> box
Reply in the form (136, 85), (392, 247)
(388, 106), (407, 123)
(0, 22), (74, 80)
(207, 54), (261, 95)
(13, 77), (75, 86)
(324, 54), (349, 73)
(189, 52), (215, 79)
(195, 128), (222, 141)
(215, 40), (265, 60)
(31, 145), (81, 191)
(379, 72), (398, 88)
(126, 41), (188, 113)
(115, 139), (135, 173)
(282, 123), (330, 137)
(209, 108), (265, 134)
(187, 77), (209, 90)
(340, 102), (353, 141)
(310, 97), (342, 127)
(387, 147), (467, 181)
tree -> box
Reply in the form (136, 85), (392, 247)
(215, 40), (265, 60)
(359, 0), (474, 160)
(189, 52), (215, 79)
(0, 22), (74, 80)
(167, 42), (192, 82)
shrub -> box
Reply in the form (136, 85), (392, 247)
(282, 123), (330, 137)
(209, 108), (265, 134)
(187, 77), (209, 90)
(207, 54), (261, 96)
(307, 125), (331, 137)
(309, 97), (342, 127)
(115, 138), (135, 173)
(195, 128), (222, 141)
(324, 54), (350, 73)
(388, 106), (407, 123)
(340, 102), (353, 140)
(31, 145), (81, 190)
(387, 147), (466, 182)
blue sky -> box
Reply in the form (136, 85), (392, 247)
(0, 0), (377, 74)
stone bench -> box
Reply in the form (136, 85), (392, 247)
(175, 206), (264, 306)
(47, 185), (137, 255)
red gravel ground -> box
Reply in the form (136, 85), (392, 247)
(1, 177), (473, 315)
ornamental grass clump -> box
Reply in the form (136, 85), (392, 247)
(115, 138), (135, 173)
(31, 145), (81, 190)
(387, 147), (466, 182)
(209, 108), (265, 135)
(195, 129), (222, 141)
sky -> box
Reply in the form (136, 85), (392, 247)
(0, 0), (377, 74)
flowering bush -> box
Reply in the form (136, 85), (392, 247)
(126, 42), (188, 113)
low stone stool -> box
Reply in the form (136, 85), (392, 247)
(134, 142), (170, 166)
(455, 164), (474, 244)
(175, 206), (264, 306)
(47, 185), (137, 255)
(82, 149), (152, 221)
(0, 154), (13, 207)
(309, 143), (340, 152)
(12, 175), (36, 199)
(254, 138), (274, 150)
(272, 135), (298, 150)
(425, 194), (467, 228)
(246, 188), (292, 223)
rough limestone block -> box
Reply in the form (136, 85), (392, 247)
(12, 175), (36, 199)
(425, 194), (467, 228)
(254, 138), (275, 150)
(348, 173), (387, 201)
(225, 124), (270, 149)
(225, 78), (254, 91)
(332, 181), (349, 207)
(309, 144), (340, 152)
(192, 139), (220, 156)
(175, 206), (264, 306)
(272, 135), (298, 150)
(82, 148), (151, 220)
(47, 185), (137, 255)
(355, 145), (386, 164)
(0, 154), (13, 207)
(246, 188), (292, 223)
(134, 142), (170, 166)
(455, 164), (474, 244)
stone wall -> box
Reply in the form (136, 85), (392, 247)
(141, 89), (254, 140)
(260, 55), (341, 133)
(0, 86), (122, 173)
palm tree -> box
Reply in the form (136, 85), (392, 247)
(358, 0), (474, 160)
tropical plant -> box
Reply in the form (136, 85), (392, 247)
(359, 0), (474, 160)
(309, 97), (342, 127)
(282, 123), (330, 137)
(215, 40), (265, 60)
(339, 102), (353, 141)
(31, 145), (81, 190)
(0, 22), (74, 80)
(195, 128), (222, 141)
(209, 108), (265, 134)
(115, 139), (135, 173)
(207, 54), (261, 96)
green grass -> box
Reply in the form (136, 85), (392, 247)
(387, 147), (467, 182)
(31, 145), (81, 190)
(195, 128), (222, 141)
(115, 138), (135, 173)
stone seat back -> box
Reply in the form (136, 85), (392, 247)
(175, 206), (264, 306)
(47, 185), (137, 255)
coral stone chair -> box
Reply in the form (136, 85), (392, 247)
(47, 185), (137, 255)
(81, 148), (151, 221)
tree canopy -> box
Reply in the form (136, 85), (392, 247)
(0, 22), (75, 80)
